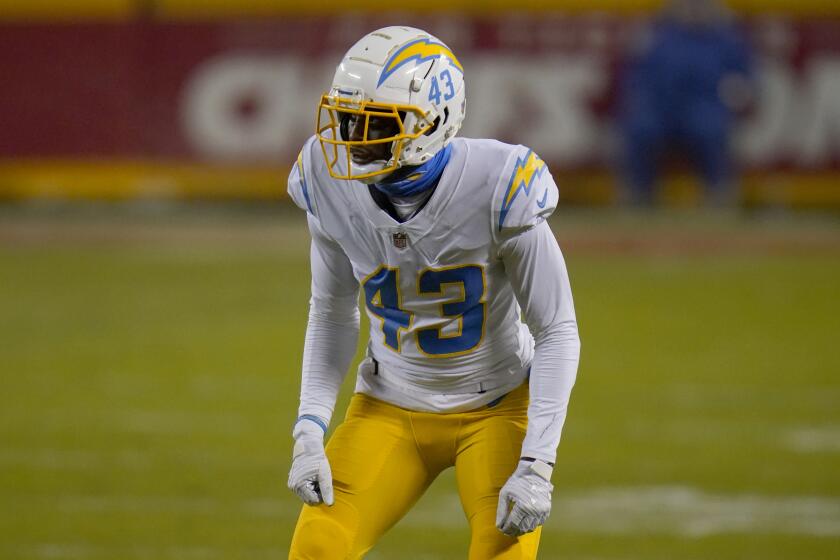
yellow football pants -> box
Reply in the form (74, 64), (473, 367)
(289, 382), (541, 559)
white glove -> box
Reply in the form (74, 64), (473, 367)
(287, 418), (334, 506)
(495, 459), (554, 537)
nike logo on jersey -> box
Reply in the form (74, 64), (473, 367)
(536, 188), (549, 209)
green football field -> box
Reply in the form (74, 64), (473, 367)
(1, 206), (839, 559)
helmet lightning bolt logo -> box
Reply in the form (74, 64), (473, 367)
(498, 150), (547, 231)
(378, 38), (463, 87)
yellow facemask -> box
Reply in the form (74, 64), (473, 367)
(316, 94), (436, 181)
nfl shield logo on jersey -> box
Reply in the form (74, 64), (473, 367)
(392, 232), (408, 249)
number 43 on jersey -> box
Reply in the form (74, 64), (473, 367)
(363, 264), (485, 358)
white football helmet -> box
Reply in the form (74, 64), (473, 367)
(316, 26), (466, 183)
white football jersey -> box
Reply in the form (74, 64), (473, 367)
(288, 136), (560, 409)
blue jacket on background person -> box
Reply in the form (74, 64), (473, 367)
(618, 0), (753, 205)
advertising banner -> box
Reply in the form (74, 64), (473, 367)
(2, 15), (839, 200)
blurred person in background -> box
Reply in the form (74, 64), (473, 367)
(617, 0), (754, 206)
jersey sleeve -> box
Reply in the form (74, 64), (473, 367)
(296, 213), (360, 427)
(287, 136), (318, 216)
(499, 221), (580, 463)
(492, 146), (559, 243)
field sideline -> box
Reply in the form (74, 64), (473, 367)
(1, 205), (839, 559)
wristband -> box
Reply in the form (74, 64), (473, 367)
(295, 414), (328, 434)
(520, 456), (555, 467)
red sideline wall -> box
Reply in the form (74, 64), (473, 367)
(1, 16), (840, 201)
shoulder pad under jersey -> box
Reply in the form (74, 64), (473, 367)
(492, 146), (559, 239)
(287, 136), (318, 216)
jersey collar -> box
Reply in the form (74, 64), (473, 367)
(353, 139), (466, 241)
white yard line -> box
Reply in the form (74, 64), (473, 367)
(5, 543), (286, 560)
(2, 407), (261, 437)
(0, 447), (279, 470)
(551, 486), (840, 537)
(398, 486), (840, 537)
(11, 494), (297, 521)
(117, 409), (255, 436)
(782, 427), (840, 453)
(6, 472), (839, 538)
(665, 383), (840, 411)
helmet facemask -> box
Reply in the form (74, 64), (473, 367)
(316, 92), (437, 183)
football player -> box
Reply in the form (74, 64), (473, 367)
(286, 26), (580, 559)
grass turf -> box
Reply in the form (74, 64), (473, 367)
(1, 208), (838, 559)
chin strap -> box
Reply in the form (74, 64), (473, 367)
(373, 144), (452, 198)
